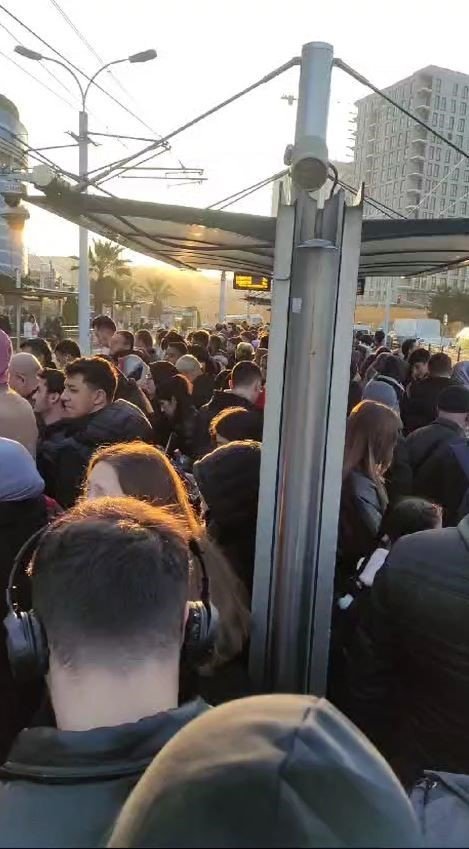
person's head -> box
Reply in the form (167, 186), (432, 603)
(92, 315), (116, 348)
(0, 328), (12, 387)
(374, 329), (385, 347)
(230, 360), (262, 404)
(192, 329), (210, 349)
(343, 401), (401, 486)
(108, 694), (421, 849)
(408, 347), (430, 381)
(428, 351), (452, 378)
(402, 338), (417, 360)
(176, 354), (202, 384)
(9, 352), (41, 400)
(54, 339), (81, 369)
(146, 361), (178, 400)
(30, 497), (190, 730)
(0, 437), (44, 503)
(372, 351), (393, 376)
(157, 374), (192, 421)
(21, 337), (54, 368)
(135, 329), (154, 355)
(110, 330), (134, 358)
(259, 332), (269, 350)
(437, 385), (469, 429)
(380, 497), (442, 545)
(362, 380), (400, 413)
(28, 313), (36, 324)
(227, 335), (242, 355)
(33, 368), (65, 424)
(235, 342), (255, 363)
(209, 407), (263, 447)
(62, 356), (117, 419)
(208, 334), (223, 356)
(378, 353), (404, 384)
(193, 440), (261, 536)
(165, 340), (188, 365)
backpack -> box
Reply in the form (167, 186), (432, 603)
(410, 771), (469, 847)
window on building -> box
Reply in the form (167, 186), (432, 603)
(436, 78), (442, 92)
(451, 99), (457, 113)
(436, 147), (441, 160)
(449, 116), (455, 129)
(465, 169), (469, 182)
(402, 163), (406, 175)
(453, 83), (459, 96)
(451, 183), (458, 197)
(432, 111), (438, 126)
(446, 149), (451, 162)
(460, 201), (467, 215)
(441, 182), (447, 194)
(454, 167), (460, 180)
(398, 132), (403, 145)
(441, 96), (447, 109)
(461, 102), (467, 115)
(425, 179), (431, 191)
(435, 95), (440, 109)
(464, 86), (469, 99)
(429, 144), (434, 159)
(440, 113), (446, 127)
(444, 166), (449, 176)
(434, 164), (440, 177)
(457, 134), (464, 146)
(387, 167), (392, 179)
(440, 197), (446, 210)
(401, 180), (405, 191)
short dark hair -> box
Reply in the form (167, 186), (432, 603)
(374, 329), (385, 342)
(135, 329), (154, 350)
(401, 338), (417, 359)
(166, 340), (188, 358)
(38, 367), (65, 395)
(65, 356), (118, 402)
(428, 352), (452, 377)
(380, 497), (441, 543)
(231, 360), (262, 389)
(408, 347), (430, 368)
(55, 339), (81, 360)
(210, 407), (263, 442)
(161, 331), (185, 351)
(92, 315), (116, 333)
(259, 333), (269, 350)
(31, 497), (189, 667)
(209, 334), (223, 353)
(116, 330), (134, 351)
(157, 374), (192, 405)
(21, 337), (54, 367)
(380, 354), (404, 382)
(192, 329), (210, 348)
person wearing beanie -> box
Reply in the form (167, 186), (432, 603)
(362, 379), (400, 413)
(0, 330), (38, 457)
(405, 384), (469, 524)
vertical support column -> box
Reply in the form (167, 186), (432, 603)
(78, 110), (90, 354)
(383, 278), (392, 337)
(218, 270), (227, 323)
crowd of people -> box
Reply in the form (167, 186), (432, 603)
(0, 315), (468, 845)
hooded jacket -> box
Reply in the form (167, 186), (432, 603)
(401, 375), (455, 433)
(37, 399), (153, 508)
(108, 694), (421, 848)
(349, 515), (469, 784)
(0, 699), (208, 849)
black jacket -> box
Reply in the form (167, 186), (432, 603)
(37, 400), (153, 508)
(405, 416), (467, 517)
(166, 405), (200, 463)
(191, 374), (215, 409)
(337, 471), (386, 593)
(401, 376), (455, 433)
(414, 436), (469, 525)
(0, 700), (207, 848)
(196, 390), (260, 458)
(348, 517), (469, 784)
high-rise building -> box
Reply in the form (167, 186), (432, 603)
(352, 65), (469, 305)
(0, 94), (28, 281)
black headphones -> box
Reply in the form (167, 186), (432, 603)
(4, 529), (219, 682)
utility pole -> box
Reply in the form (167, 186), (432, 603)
(78, 109), (90, 353)
(218, 270), (227, 322)
(383, 278), (392, 337)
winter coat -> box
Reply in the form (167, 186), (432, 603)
(191, 373), (215, 409)
(0, 700), (208, 848)
(401, 376), (455, 433)
(165, 405), (200, 463)
(337, 471), (386, 593)
(413, 436), (469, 525)
(37, 400), (153, 508)
(406, 416), (466, 488)
(348, 516), (469, 784)
(196, 390), (261, 458)
(0, 386), (38, 457)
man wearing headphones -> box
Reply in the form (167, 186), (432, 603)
(0, 497), (209, 848)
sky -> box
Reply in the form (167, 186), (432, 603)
(1, 0), (468, 261)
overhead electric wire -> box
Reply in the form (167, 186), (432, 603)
(208, 170), (288, 210)
(0, 46), (77, 111)
(87, 56), (301, 186)
(408, 155), (465, 215)
(334, 57), (469, 165)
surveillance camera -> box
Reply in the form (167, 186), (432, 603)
(289, 135), (329, 192)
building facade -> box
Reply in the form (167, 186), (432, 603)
(352, 65), (469, 305)
(0, 94), (28, 280)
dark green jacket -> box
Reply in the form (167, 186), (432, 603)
(0, 699), (207, 848)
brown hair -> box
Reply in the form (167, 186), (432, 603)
(85, 443), (250, 667)
(343, 401), (400, 501)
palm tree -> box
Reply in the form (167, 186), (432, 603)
(133, 276), (175, 321)
(86, 239), (132, 314)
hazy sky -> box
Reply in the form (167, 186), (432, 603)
(1, 0), (468, 260)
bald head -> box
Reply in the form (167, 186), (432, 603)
(176, 354), (202, 383)
(9, 352), (41, 401)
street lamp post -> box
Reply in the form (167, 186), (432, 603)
(15, 45), (157, 354)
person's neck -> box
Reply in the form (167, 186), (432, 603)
(41, 405), (65, 426)
(227, 386), (250, 402)
(49, 654), (180, 731)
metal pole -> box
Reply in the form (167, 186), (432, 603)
(383, 278), (392, 337)
(294, 42), (332, 145)
(218, 270), (227, 322)
(78, 109), (90, 354)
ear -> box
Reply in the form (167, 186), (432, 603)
(50, 392), (61, 407)
(229, 378), (233, 390)
(94, 387), (107, 408)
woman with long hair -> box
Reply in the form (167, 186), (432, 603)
(338, 401), (401, 593)
(84, 442), (250, 701)
(156, 374), (199, 464)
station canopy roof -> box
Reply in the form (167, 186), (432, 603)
(28, 192), (469, 278)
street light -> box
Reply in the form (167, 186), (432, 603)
(14, 44), (157, 353)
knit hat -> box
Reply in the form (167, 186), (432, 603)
(0, 328), (12, 385)
(363, 378), (400, 412)
(438, 385), (469, 413)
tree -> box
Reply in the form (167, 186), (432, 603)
(132, 276), (175, 321)
(429, 287), (469, 326)
(77, 239), (132, 315)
